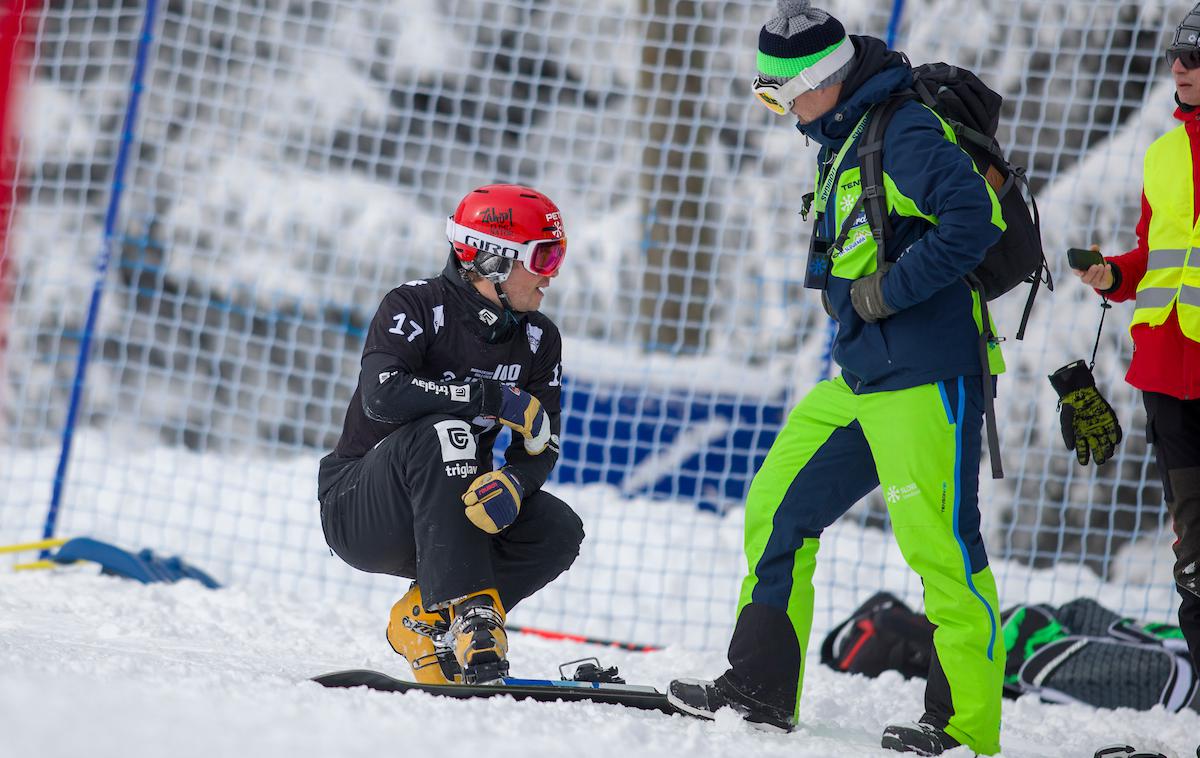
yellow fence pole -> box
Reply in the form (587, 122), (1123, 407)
(13, 560), (63, 571)
(0, 538), (69, 555)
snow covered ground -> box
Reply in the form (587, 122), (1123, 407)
(2, 558), (1198, 758)
(2, 438), (1196, 757)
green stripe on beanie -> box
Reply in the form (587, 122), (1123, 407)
(757, 38), (846, 79)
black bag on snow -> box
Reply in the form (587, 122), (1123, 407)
(821, 594), (1200, 713)
(857, 62), (1053, 479)
(819, 591), (934, 679)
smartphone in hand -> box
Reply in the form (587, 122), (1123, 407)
(1067, 247), (1105, 271)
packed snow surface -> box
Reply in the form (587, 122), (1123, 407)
(2, 567), (1197, 758)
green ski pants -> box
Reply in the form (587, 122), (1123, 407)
(718, 375), (1004, 755)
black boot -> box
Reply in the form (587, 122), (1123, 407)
(881, 719), (963, 755)
(666, 677), (794, 733)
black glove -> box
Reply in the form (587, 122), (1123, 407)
(1048, 360), (1123, 466)
(850, 262), (898, 323)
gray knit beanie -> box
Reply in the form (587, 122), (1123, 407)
(757, 0), (855, 90)
(1171, 1), (1200, 49)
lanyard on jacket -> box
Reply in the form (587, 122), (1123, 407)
(814, 111), (873, 216)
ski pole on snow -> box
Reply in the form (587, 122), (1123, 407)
(507, 624), (663, 652)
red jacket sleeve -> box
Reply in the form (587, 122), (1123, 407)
(1101, 191), (1150, 302)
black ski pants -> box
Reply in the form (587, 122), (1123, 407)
(1144, 391), (1200, 672)
(319, 414), (584, 610)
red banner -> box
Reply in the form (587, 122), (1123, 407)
(0, 0), (39, 408)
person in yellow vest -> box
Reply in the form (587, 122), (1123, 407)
(1071, 1), (1200, 678)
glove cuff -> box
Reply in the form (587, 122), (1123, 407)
(501, 467), (525, 499)
(1048, 359), (1096, 398)
(474, 378), (504, 417)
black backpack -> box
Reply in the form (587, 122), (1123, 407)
(858, 62), (1052, 478)
(819, 592), (934, 680)
(822, 594), (1199, 714)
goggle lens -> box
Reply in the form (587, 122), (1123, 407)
(1167, 46), (1200, 70)
(752, 76), (790, 115)
(528, 239), (566, 276)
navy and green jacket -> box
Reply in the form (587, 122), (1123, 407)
(800, 36), (1006, 393)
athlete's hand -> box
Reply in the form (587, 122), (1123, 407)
(462, 468), (524, 534)
(494, 385), (551, 455)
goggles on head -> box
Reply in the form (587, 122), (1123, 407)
(751, 38), (855, 116)
(1167, 45), (1200, 70)
(446, 216), (567, 278)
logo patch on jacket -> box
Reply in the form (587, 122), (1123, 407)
(837, 227), (871, 259)
(526, 323), (543, 353)
(433, 419), (477, 462)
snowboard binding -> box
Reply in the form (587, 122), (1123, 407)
(559, 657), (625, 684)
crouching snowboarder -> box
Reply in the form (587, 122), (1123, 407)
(318, 184), (583, 685)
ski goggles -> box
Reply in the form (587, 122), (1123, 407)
(1167, 45), (1200, 70)
(752, 38), (856, 115)
(446, 217), (567, 276)
(752, 75), (811, 116)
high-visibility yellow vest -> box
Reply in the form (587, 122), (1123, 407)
(1137, 124), (1200, 341)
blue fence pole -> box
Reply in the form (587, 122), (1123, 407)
(817, 0), (907, 382)
(42, 0), (160, 545)
(887, 0), (906, 48)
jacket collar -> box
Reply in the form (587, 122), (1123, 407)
(440, 254), (524, 342)
(795, 36), (913, 148)
(1175, 99), (1200, 127)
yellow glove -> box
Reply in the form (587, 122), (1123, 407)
(494, 386), (551, 455)
(462, 469), (524, 534)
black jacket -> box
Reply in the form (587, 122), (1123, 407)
(318, 257), (563, 498)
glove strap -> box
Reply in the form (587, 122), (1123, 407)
(1049, 359), (1097, 397)
(502, 467), (525, 500)
(1089, 296), (1112, 372)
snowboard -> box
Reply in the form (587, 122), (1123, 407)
(313, 669), (674, 714)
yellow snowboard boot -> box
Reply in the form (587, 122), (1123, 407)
(386, 582), (462, 684)
(449, 588), (509, 684)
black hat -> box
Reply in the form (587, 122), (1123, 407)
(1170, 2), (1200, 50)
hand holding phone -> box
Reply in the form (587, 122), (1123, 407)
(1067, 247), (1105, 271)
(1067, 247), (1113, 290)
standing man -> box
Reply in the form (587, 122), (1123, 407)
(1069, 2), (1200, 686)
(667, 1), (1008, 755)
(317, 184), (584, 686)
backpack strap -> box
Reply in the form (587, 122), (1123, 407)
(974, 291), (1004, 479)
(1012, 168), (1053, 340)
(859, 92), (1007, 478)
(857, 94), (913, 271)
(831, 195), (866, 254)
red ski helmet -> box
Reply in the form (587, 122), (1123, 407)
(446, 184), (567, 284)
